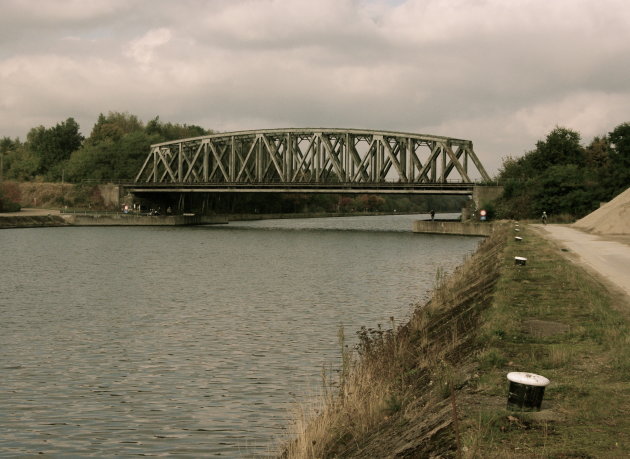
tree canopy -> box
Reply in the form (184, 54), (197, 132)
(495, 124), (630, 220)
(24, 117), (83, 179)
(0, 112), (212, 182)
(1, 115), (628, 220)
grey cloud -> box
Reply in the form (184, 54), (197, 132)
(1, 0), (630, 176)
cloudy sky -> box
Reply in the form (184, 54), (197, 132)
(1, 0), (629, 175)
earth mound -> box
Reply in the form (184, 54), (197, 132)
(573, 187), (630, 235)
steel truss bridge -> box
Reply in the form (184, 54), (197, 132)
(131, 128), (490, 195)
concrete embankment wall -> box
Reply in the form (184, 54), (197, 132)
(2, 210), (395, 228)
(472, 185), (504, 209)
(0, 215), (69, 229)
(63, 214), (227, 226)
(413, 220), (495, 236)
(225, 211), (393, 222)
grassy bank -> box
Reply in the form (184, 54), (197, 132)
(281, 224), (629, 457)
(281, 225), (508, 457)
(462, 225), (629, 457)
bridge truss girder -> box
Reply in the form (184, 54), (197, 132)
(134, 128), (490, 186)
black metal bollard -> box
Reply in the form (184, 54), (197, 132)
(507, 372), (550, 411)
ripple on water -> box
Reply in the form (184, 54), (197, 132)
(0, 215), (480, 455)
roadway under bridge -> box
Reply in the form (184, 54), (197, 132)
(129, 128), (491, 196)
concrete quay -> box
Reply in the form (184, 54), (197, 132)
(0, 209), (227, 228)
(413, 220), (495, 236)
(62, 213), (227, 226)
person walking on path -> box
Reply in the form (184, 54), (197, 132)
(542, 211), (548, 224)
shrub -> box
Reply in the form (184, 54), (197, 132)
(0, 181), (22, 212)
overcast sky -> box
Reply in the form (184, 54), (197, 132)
(1, 0), (629, 175)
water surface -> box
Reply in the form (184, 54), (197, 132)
(1, 214), (481, 456)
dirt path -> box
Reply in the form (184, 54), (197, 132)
(534, 224), (630, 298)
(0, 208), (60, 217)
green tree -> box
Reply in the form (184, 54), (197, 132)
(534, 164), (595, 217)
(606, 122), (630, 198)
(66, 130), (159, 181)
(145, 116), (210, 140)
(0, 137), (18, 156)
(66, 113), (212, 182)
(0, 137), (39, 181)
(26, 117), (83, 178)
(68, 112), (149, 181)
(496, 126), (591, 219)
(528, 127), (584, 171)
(88, 112), (143, 144)
(584, 136), (610, 170)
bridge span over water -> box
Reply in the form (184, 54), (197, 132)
(130, 128), (491, 195)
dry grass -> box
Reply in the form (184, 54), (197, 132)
(8, 181), (109, 209)
(281, 223), (630, 458)
(281, 225), (509, 458)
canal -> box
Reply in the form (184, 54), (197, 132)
(0, 214), (482, 456)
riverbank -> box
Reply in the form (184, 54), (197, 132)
(61, 213), (227, 226)
(0, 209), (70, 229)
(0, 209), (432, 229)
(223, 210), (414, 222)
(0, 215), (70, 229)
(282, 223), (629, 457)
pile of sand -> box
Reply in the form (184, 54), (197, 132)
(573, 187), (630, 235)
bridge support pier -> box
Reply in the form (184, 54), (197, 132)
(461, 185), (503, 220)
(472, 185), (504, 210)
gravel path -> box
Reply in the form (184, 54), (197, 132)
(535, 224), (630, 298)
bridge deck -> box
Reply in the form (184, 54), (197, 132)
(126, 182), (476, 195)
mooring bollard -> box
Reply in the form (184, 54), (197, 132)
(515, 236), (523, 242)
(514, 256), (527, 265)
(507, 372), (550, 411)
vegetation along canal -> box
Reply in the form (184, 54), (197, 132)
(1, 214), (482, 456)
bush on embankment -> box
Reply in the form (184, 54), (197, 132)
(3, 181), (110, 210)
(0, 181), (21, 212)
(281, 225), (508, 457)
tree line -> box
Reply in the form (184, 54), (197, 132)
(2, 113), (627, 218)
(0, 112), (466, 213)
(0, 112), (209, 182)
(494, 123), (629, 220)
